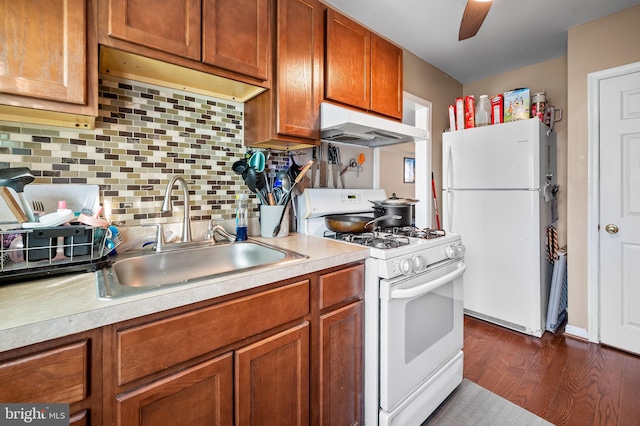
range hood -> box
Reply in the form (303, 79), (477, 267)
(320, 102), (427, 147)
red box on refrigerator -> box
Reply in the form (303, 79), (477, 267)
(490, 94), (504, 124)
(464, 95), (475, 129)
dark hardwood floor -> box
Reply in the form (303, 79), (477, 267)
(463, 315), (640, 426)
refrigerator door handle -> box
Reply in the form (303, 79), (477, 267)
(446, 189), (454, 231)
(445, 145), (454, 231)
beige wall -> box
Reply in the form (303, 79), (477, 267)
(463, 56), (568, 249)
(403, 51), (463, 223)
(567, 5), (640, 330)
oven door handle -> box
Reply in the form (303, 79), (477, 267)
(388, 263), (466, 300)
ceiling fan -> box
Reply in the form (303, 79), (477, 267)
(458, 0), (493, 41)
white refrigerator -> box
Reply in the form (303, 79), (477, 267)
(442, 118), (557, 337)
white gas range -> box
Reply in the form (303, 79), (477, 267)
(296, 188), (467, 426)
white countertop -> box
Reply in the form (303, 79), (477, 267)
(0, 233), (369, 352)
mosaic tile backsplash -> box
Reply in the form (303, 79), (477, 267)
(0, 75), (293, 227)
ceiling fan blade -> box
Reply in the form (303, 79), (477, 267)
(458, 0), (492, 41)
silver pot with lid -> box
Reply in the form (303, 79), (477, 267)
(369, 193), (419, 227)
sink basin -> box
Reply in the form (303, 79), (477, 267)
(97, 240), (307, 299)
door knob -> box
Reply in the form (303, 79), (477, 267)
(605, 224), (619, 234)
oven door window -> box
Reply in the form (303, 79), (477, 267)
(379, 260), (464, 412)
(405, 283), (454, 363)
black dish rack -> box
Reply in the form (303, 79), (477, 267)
(0, 225), (111, 283)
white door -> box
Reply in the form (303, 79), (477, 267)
(599, 70), (640, 355)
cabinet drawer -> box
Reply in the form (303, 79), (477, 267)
(0, 340), (88, 404)
(318, 264), (364, 310)
(117, 280), (310, 385)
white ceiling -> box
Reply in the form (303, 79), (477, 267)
(323, 0), (640, 84)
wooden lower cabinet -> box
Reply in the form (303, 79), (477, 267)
(318, 301), (363, 426)
(236, 323), (310, 425)
(115, 322), (310, 426)
(0, 263), (365, 426)
(316, 263), (364, 426)
(0, 329), (102, 425)
(116, 353), (233, 426)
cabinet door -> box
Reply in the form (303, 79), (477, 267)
(117, 353), (233, 426)
(275, 0), (323, 139)
(370, 34), (403, 120)
(0, 0), (86, 104)
(236, 323), (310, 426)
(108, 0), (201, 60)
(319, 301), (363, 426)
(202, 0), (269, 80)
(325, 9), (370, 110)
(0, 340), (88, 403)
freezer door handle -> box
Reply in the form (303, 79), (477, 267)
(387, 263), (466, 300)
(445, 145), (454, 189)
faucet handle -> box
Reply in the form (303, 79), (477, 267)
(207, 219), (236, 242)
(142, 223), (165, 251)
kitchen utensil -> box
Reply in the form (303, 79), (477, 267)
(232, 159), (249, 175)
(336, 146), (345, 189)
(0, 187), (27, 223)
(370, 194), (419, 227)
(0, 167), (36, 222)
(244, 167), (268, 205)
(32, 201), (45, 217)
(272, 161), (313, 236)
(80, 195), (96, 215)
(371, 205), (411, 227)
(329, 144), (338, 188)
(310, 147), (317, 188)
(324, 214), (402, 234)
(357, 153), (365, 177)
(21, 209), (75, 229)
(319, 143), (327, 187)
(249, 150), (266, 173)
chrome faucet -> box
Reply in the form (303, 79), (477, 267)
(161, 175), (192, 242)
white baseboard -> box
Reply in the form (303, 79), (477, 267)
(564, 324), (589, 340)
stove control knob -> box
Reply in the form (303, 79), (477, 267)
(445, 243), (466, 259)
(400, 257), (414, 275)
(412, 255), (426, 271)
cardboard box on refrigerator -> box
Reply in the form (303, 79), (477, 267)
(503, 88), (530, 122)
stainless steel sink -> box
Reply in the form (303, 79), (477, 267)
(96, 240), (307, 299)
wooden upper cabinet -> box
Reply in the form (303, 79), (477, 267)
(202, 0), (269, 80)
(325, 8), (403, 120)
(325, 9), (370, 111)
(107, 0), (201, 60)
(103, 0), (269, 82)
(275, 0), (323, 139)
(244, 0), (323, 148)
(0, 0), (87, 104)
(371, 34), (403, 119)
